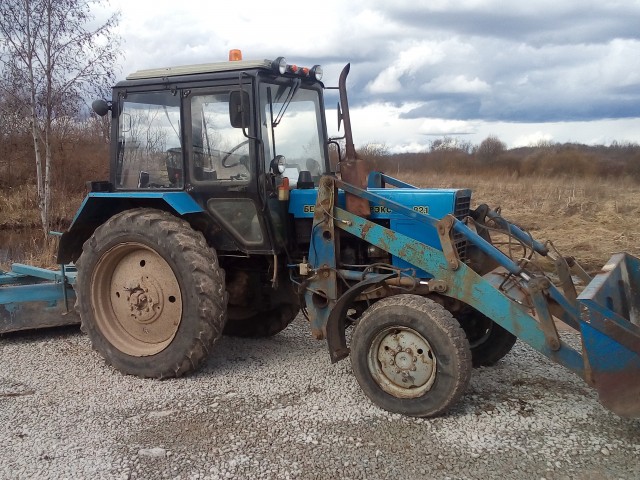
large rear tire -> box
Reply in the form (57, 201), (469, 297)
(76, 208), (226, 378)
(350, 295), (471, 417)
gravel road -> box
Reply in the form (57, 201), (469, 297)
(1, 316), (639, 479)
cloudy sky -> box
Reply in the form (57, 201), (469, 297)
(105, 0), (640, 151)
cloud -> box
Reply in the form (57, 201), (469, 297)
(367, 1), (640, 45)
(418, 118), (477, 136)
(105, 0), (640, 148)
(512, 131), (554, 147)
(367, 42), (447, 94)
(421, 75), (491, 94)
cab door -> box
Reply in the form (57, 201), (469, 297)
(185, 85), (277, 254)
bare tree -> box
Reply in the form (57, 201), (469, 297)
(0, 0), (120, 233)
(476, 135), (506, 163)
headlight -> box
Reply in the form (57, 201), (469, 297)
(310, 65), (323, 81)
(272, 57), (287, 75)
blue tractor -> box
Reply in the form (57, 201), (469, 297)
(2, 52), (639, 418)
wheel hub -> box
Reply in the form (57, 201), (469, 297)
(91, 242), (183, 356)
(394, 351), (414, 371)
(369, 327), (437, 398)
(125, 277), (163, 324)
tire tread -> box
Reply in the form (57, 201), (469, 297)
(76, 208), (226, 378)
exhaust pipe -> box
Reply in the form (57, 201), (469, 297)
(337, 64), (370, 217)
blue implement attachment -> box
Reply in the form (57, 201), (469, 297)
(0, 264), (79, 334)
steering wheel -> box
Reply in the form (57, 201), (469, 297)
(221, 140), (250, 167)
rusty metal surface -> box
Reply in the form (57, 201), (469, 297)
(577, 253), (640, 416)
(338, 64), (355, 160)
(528, 277), (561, 351)
(341, 159), (370, 217)
(0, 264), (78, 334)
(483, 267), (532, 309)
(306, 176), (340, 341)
(0, 302), (79, 334)
(337, 64), (370, 217)
(593, 369), (640, 418)
(436, 215), (460, 271)
(333, 206), (587, 377)
(581, 318), (640, 417)
(551, 253), (578, 307)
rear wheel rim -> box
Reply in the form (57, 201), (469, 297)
(367, 326), (437, 399)
(91, 242), (183, 356)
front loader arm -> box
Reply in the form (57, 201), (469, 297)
(304, 174), (640, 418)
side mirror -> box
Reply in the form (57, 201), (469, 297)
(92, 99), (111, 117)
(229, 90), (250, 128)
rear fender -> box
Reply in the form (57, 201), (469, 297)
(56, 192), (204, 264)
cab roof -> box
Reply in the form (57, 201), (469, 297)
(126, 59), (273, 81)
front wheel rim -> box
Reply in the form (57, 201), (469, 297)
(367, 326), (437, 399)
(91, 242), (183, 357)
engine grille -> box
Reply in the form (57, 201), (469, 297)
(453, 191), (471, 261)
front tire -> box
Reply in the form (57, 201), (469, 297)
(76, 208), (227, 378)
(350, 295), (471, 417)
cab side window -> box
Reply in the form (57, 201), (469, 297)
(116, 91), (182, 189)
(190, 92), (251, 184)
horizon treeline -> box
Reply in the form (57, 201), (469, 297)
(2, 128), (640, 196)
(356, 136), (640, 181)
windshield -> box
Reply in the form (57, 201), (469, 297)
(260, 83), (326, 186)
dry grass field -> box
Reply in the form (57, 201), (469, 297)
(1, 173), (639, 273)
(402, 172), (640, 272)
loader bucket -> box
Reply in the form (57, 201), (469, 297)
(578, 253), (640, 417)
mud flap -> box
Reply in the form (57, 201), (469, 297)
(326, 273), (396, 363)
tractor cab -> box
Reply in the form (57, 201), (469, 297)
(90, 52), (329, 256)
